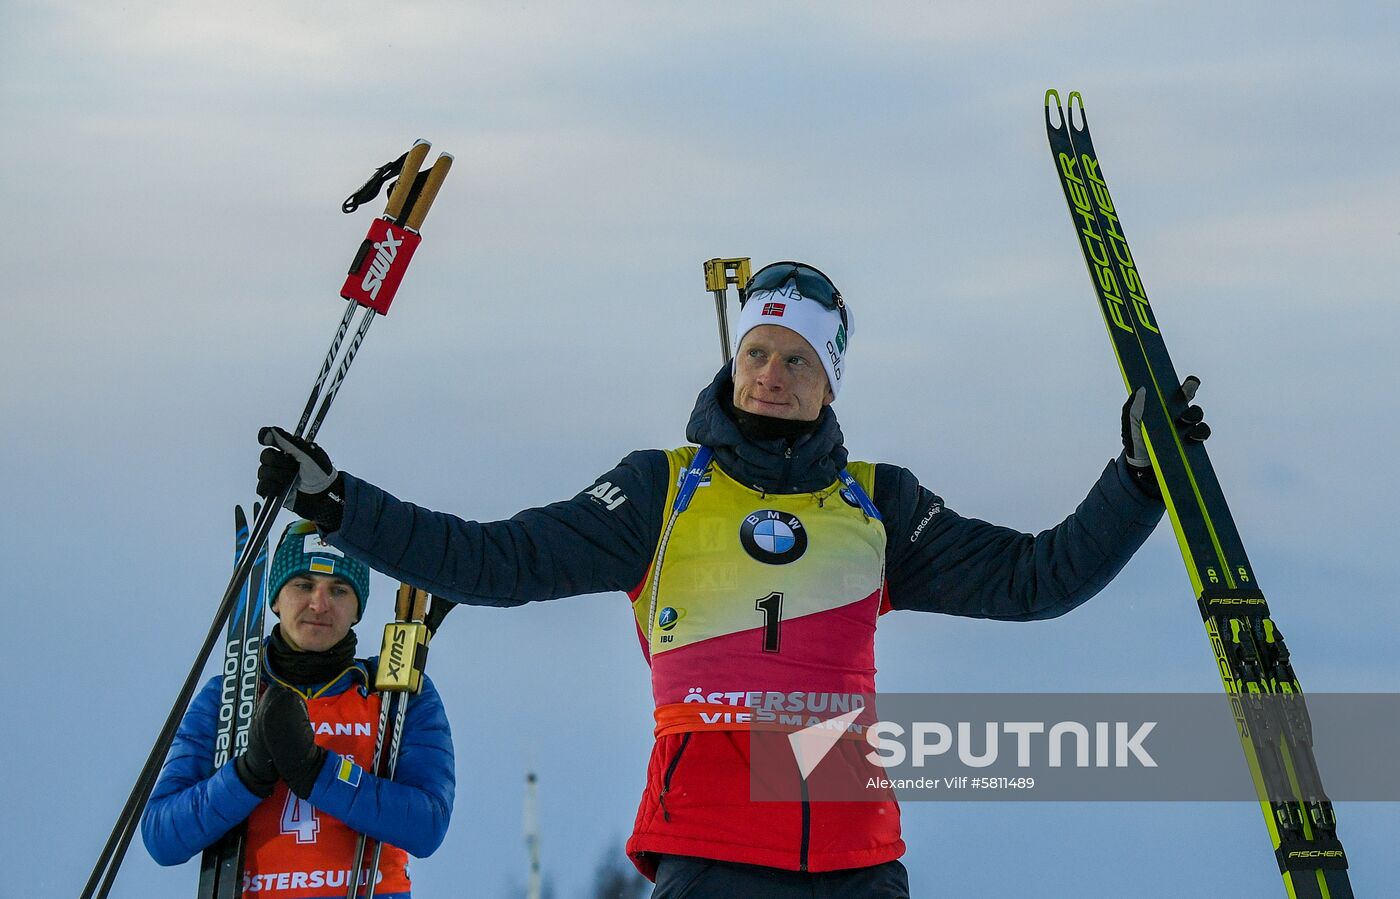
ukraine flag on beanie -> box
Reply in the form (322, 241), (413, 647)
(267, 520), (371, 620)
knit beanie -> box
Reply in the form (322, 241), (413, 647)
(267, 520), (370, 622)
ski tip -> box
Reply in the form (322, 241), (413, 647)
(411, 137), (430, 147)
(1044, 89), (1066, 129)
(1067, 91), (1086, 130)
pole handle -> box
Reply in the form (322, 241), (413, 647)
(383, 140), (431, 221)
(404, 154), (454, 232)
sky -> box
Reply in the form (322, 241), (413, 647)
(3, 1), (1398, 896)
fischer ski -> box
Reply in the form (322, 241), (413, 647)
(197, 505), (269, 898)
(1044, 89), (1351, 898)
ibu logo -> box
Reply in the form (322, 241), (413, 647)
(657, 607), (686, 631)
(740, 510), (808, 565)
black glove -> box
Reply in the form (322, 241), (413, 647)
(257, 426), (345, 531)
(1120, 378), (1211, 500)
(257, 683), (328, 800)
(233, 694), (279, 798)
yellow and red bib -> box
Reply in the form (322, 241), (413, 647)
(630, 447), (887, 733)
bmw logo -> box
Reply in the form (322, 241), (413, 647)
(657, 607), (685, 631)
(740, 510), (808, 565)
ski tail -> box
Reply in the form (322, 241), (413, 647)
(1044, 89), (1351, 898)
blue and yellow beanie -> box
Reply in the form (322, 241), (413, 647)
(268, 520), (371, 621)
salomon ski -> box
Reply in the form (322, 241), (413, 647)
(197, 505), (269, 899)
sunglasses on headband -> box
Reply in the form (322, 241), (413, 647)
(740, 261), (848, 331)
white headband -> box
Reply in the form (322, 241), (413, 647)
(733, 277), (852, 398)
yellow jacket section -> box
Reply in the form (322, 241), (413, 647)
(634, 446), (885, 657)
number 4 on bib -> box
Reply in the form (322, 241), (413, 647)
(280, 792), (320, 844)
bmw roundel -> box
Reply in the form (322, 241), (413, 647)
(740, 510), (808, 565)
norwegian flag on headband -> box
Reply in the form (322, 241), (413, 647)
(761, 302), (786, 317)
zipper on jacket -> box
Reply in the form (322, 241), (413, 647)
(658, 732), (692, 823)
(779, 445), (794, 489)
(799, 774), (811, 871)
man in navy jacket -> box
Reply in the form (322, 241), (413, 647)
(256, 262), (1168, 897)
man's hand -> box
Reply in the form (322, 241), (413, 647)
(257, 426), (344, 531)
(1120, 379), (1211, 500)
(233, 693), (279, 798)
(256, 684), (328, 800)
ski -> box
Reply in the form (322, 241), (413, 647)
(1044, 90), (1351, 898)
(194, 506), (251, 897)
(198, 505), (270, 898)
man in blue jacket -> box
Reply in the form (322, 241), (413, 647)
(256, 261), (1168, 897)
(142, 520), (454, 898)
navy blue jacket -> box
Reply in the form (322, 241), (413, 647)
(329, 367), (1163, 621)
(141, 653), (454, 868)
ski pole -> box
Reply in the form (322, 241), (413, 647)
(362, 595), (453, 899)
(348, 586), (454, 898)
(81, 141), (453, 899)
(701, 257), (751, 364)
(524, 771), (542, 899)
(347, 584), (426, 899)
(293, 138), (430, 436)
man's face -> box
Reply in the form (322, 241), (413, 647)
(272, 573), (359, 652)
(732, 324), (833, 422)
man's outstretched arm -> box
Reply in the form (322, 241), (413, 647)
(878, 453), (1164, 620)
(329, 450), (669, 607)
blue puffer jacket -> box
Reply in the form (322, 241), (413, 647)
(141, 651), (454, 878)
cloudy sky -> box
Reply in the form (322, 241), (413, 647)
(4, 1), (1397, 896)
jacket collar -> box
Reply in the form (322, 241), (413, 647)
(261, 634), (371, 699)
(685, 365), (848, 493)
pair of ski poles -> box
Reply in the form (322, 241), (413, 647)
(345, 584), (453, 899)
(81, 138), (453, 899)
